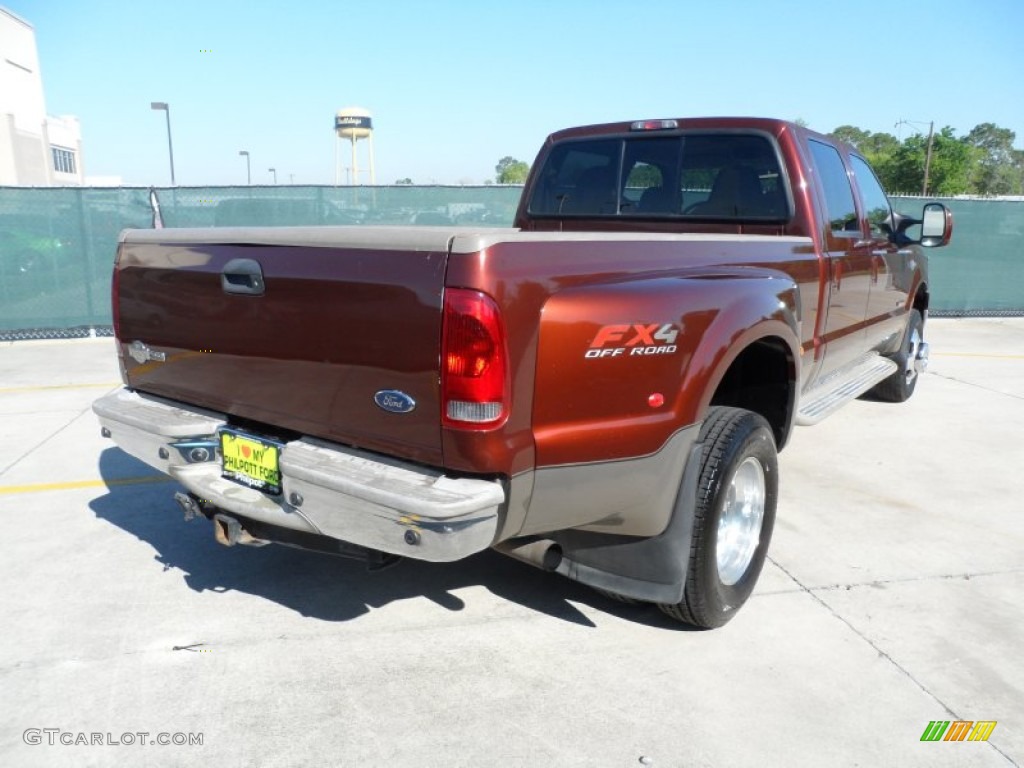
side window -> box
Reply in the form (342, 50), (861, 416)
(809, 140), (858, 234)
(850, 155), (892, 238)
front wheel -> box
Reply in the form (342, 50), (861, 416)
(868, 309), (926, 403)
(659, 407), (778, 629)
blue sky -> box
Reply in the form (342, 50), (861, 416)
(7, 0), (1024, 186)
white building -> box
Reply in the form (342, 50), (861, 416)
(0, 6), (84, 186)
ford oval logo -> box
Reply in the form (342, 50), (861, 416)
(374, 390), (416, 414)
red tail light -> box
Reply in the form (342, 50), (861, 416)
(441, 288), (508, 428)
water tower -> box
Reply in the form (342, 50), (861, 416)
(334, 107), (375, 185)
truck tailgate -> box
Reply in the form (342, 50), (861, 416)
(116, 226), (455, 465)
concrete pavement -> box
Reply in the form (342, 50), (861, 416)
(0, 319), (1021, 767)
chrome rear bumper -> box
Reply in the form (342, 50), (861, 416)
(93, 388), (504, 562)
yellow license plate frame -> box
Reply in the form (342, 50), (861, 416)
(219, 428), (283, 496)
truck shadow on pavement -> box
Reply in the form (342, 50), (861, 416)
(90, 448), (691, 630)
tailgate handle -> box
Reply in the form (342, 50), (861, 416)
(221, 258), (265, 295)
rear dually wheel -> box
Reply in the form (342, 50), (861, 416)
(659, 407), (778, 629)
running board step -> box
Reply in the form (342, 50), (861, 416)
(797, 354), (898, 425)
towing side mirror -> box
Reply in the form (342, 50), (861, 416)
(919, 202), (953, 247)
(892, 203), (953, 247)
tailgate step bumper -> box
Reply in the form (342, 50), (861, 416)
(94, 389), (504, 562)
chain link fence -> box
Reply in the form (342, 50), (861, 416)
(0, 186), (1020, 338)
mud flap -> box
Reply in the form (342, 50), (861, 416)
(552, 440), (703, 603)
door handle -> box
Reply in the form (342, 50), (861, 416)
(221, 258), (265, 295)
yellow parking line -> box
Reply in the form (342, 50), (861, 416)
(0, 475), (172, 496)
(931, 352), (1024, 360)
(0, 381), (121, 394)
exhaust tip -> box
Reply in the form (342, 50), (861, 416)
(494, 539), (563, 572)
(540, 543), (563, 571)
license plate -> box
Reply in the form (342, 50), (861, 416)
(219, 429), (283, 495)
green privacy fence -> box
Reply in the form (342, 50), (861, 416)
(0, 185), (1020, 338)
(0, 187), (153, 337)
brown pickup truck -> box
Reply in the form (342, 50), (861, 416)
(93, 117), (952, 628)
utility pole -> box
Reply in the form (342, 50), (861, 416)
(922, 122), (935, 196)
(896, 119), (935, 196)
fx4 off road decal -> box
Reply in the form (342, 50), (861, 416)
(586, 323), (680, 359)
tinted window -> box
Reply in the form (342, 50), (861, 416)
(530, 139), (621, 215)
(528, 133), (787, 220)
(621, 137), (678, 213)
(809, 140), (858, 234)
(850, 155), (892, 237)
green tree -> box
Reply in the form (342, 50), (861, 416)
(495, 156), (529, 184)
(1012, 150), (1024, 195)
(963, 123), (1023, 195)
(859, 133), (900, 191)
(395, 177), (413, 185)
(830, 125), (871, 149)
(829, 122), (1023, 195)
(859, 132), (900, 160)
(886, 127), (974, 195)
(829, 126), (900, 190)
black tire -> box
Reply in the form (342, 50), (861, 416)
(868, 309), (924, 403)
(659, 407), (778, 629)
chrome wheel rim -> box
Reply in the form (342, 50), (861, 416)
(905, 327), (922, 384)
(717, 457), (766, 586)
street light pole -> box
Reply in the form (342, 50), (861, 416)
(268, 167), (277, 184)
(239, 150), (250, 184)
(150, 102), (176, 185)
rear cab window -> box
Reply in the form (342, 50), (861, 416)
(528, 132), (791, 221)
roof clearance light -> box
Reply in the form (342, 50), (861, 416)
(630, 119), (679, 131)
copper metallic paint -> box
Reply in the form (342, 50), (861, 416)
(118, 242), (447, 466)
(443, 238), (811, 472)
